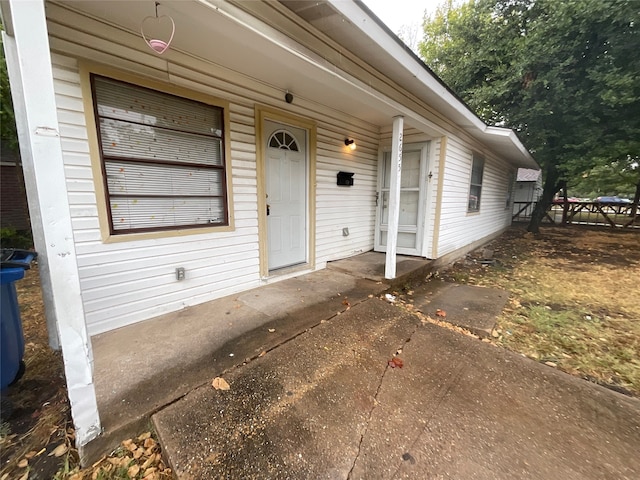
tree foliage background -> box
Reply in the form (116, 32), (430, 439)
(1, 21), (18, 152)
(1, 21), (19, 152)
(419, 0), (640, 231)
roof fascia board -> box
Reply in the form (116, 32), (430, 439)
(246, 1), (535, 167)
(239, 1), (466, 133)
(327, 0), (537, 167)
(197, 0), (446, 135)
(486, 126), (535, 164)
(329, 0), (487, 132)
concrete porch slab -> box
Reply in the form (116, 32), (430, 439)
(409, 280), (509, 337)
(327, 252), (435, 288)
(152, 298), (640, 479)
(85, 251), (431, 461)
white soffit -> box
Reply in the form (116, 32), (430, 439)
(53, 0), (536, 168)
(51, 0), (437, 132)
(282, 0), (538, 169)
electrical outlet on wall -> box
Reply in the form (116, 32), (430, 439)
(176, 267), (186, 281)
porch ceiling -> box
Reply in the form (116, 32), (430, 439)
(282, 0), (538, 169)
(51, 0), (536, 167)
(53, 0), (417, 131)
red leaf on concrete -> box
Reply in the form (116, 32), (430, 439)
(388, 357), (404, 368)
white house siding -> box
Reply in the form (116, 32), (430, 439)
(436, 136), (514, 257)
(513, 169), (543, 205)
(514, 183), (538, 203)
(315, 125), (379, 265)
(46, 4), (380, 335)
(51, 54), (263, 335)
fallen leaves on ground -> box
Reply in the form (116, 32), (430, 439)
(439, 226), (640, 396)
(388, 357), (404, 368)
(49, 443), (68, 457)
(435, 309), (447, 318)
(212, 377), (230, 391)
(84, 432), (171, 480)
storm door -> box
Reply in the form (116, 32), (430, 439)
(374, 143), (429, 256)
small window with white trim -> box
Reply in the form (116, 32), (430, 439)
(468, 154), (484, 212)
(506, 171), (515, 208)
(91, 75), (228, 234)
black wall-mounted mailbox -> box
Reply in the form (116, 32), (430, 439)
(337, 171), (354, 186)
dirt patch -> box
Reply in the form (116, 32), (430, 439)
(0, 266), (73, 480)
(441, 225), (640, 396)
(0, 266), (172, 479)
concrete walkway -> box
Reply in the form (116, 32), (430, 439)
(152, 294), (640, 479)
(86, 253), (434, 460)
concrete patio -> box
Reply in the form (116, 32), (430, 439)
(83, 248), (640, 479)
(153, 297), (640, 479)
(86, 252), (435, 460)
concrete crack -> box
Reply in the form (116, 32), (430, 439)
(388, 361), (467, 480)
(347, 321), (422, 480)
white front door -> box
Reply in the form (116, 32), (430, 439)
(375, 143), (429, 256)
(264, 121), (307, 270)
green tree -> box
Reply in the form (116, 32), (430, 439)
(419, 0), (640, 232)
(572, 157), (639, 200)
(1, 19), (19, 152)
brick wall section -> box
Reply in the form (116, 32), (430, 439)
(1, 143), (31, 231)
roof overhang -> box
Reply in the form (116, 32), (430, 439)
(41, 0), (444, 136)
(282, 0), (538, 169)
(26, 0), (537, 169)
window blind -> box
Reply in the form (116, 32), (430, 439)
(92, 75), (228, 233)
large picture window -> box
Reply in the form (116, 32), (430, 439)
(91, 75), (228, 234)
(468, 154), (484, 212)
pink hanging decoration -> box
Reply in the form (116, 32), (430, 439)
(141, 2), (175, 55)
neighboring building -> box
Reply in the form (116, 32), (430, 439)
(512, 168), (543, 220)
(1, 0), (538, 447)
(0, 142), (30, 232)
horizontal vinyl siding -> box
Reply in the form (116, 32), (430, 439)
(51, 53), (263, 335)
(437, 136), (513, 257)
(47, 4), (381, 335)
(315, 125), (379, 263)
(423, 138), (441, 258)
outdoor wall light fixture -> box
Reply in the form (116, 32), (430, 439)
(285, 91), (294, 104)
(141, 2), (175, 55)
(344, 138), (357, 151)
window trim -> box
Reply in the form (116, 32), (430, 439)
(467, 153), (484, 213)
(80, 63), (234, 243)
(505, 171), (515, 209)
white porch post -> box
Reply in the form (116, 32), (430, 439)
(385, 115), (404, 279)
(2, 0), (101, 446)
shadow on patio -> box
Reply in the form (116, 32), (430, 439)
(86, 252), (435, 459)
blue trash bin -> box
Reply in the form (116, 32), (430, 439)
(1, 249), (37, 390)
(1, 267), (27, 390)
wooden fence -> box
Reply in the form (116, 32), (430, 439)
(513, 201), (640, 229)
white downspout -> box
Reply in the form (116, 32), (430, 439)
(2, 0), (101, 447)
(385, 115), (404, 279)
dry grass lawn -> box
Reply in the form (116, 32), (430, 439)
(442, 225), (640, 396)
